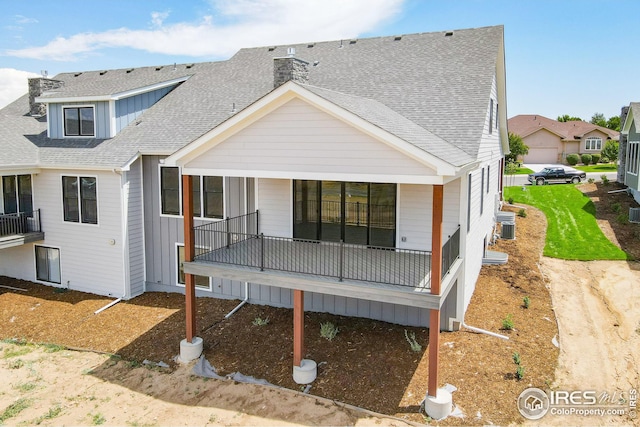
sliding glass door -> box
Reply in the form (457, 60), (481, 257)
(293, 180), (396, 247)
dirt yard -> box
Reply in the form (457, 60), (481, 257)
(0, 182), (638, 426)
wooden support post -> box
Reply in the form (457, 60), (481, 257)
(293, 289), (304, 367)
(428, 184), (444, 397)
(182, 174), (196, 343)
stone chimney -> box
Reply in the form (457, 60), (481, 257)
(28, 77), (63, 116)
(618, 105), (630, 183)
(273, 53), (309, 88)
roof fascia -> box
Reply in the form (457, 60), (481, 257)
(166, 82), (458, 176)
(34, 76), (190, 104)
(0, 166), (41, 175)
(496, 34), (509, 156)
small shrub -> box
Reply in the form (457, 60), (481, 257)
(512, 352), (521, 365)
(600, 156), (609, 163)
(611, 202), (621, 213)
(588, 178), (595, 184)
(601, 175), (610, 185)
(501, 314), (514, 330)
(566, 153), (580, 166)
(91, 413), (106, 425)
(617, 213), (628, 224)
(522, 296), (530, 309)
(517, 208), (527, 218)
(581, 153), (592, 165)
(508, 197), (514, 205)
(7, 359), (24, 369)
(0, 398), (32, 423)
(404, 330), (422, 352)
(252, 317), (270, 326)
(516, 365), (526, 380)
(590, 153), (601, 164)
(320, 322), (339, 341)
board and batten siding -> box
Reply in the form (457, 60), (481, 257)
(185, 98), (437, 179)
(142, 155), (248, 297)
(124, 158), (145, 297)
(23, 169), (125, 296)
(115, 86), (175, 133)
(48, 101), (110, 139)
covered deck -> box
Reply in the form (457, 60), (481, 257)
(0, 210), (44, 249)
(183, 211), (461, 309)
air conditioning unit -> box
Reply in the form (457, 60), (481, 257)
(501, 221), (516, 240)
(630, 208), (640, 224)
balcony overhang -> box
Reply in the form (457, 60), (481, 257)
(184, 257), (461, 310)
(0, 232), (44, 250)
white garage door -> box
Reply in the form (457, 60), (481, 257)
(525, 148), (557, 164)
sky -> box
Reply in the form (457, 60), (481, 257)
(0, 0), (638, 122)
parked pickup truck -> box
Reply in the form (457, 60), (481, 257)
(527, 167), (587, 185)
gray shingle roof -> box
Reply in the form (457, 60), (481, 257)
(0, 25), (503, 170)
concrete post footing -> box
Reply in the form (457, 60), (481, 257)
(179, 337), (203, 363)
(293, 359), (317, 384)
(424, 388), (452, 420)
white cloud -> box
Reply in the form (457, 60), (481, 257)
(14, 15), (39, 25)
(5, 0), (403, 61)
(0, 68), (40, 109)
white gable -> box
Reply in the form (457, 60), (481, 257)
(184, 98), (437, 183)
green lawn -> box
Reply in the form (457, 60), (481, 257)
(514, 167), (534, 175)
(504, 185), (628, 260)
(573, 164), (617, 172)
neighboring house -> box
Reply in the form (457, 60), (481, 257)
(620, 103), (640, 204)
(0, 26), (507, 396)
(508, 115), (619, 164)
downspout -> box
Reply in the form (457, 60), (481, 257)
(94, 297), (123, 315)
(225, 282), (249, 318)
(462, 321), (509, 340)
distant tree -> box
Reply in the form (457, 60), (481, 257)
(600, 140), (619, 163)
(506, 132), (529, 163)
(606, 116), (620, 131)
(557, 114), (582, 122)
(590, 112), (607, 127)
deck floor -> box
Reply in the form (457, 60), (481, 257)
(195, 237), (431, 289)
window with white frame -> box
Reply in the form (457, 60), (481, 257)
(63, 106), (95, 137)
(627, 141), (639, 175)
(35, 246), (61, 284)
(1, 175), (32, 215)
(176, 244), (211, 290)
(62, 176), (98, 224)
(584, 137), (602, 151)
(160, 166), (224, 219)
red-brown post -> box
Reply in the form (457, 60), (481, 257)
(293, 289), (304, 366)
(428, 184), (444, 397)
(182, 174), (197, 343)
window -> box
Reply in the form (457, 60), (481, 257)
(584, 137), (602, 151)
(495, 103), (499, 130)
(1, 175), (32, 215)
(480, 169), (485, 215)
(64, 106), (95, 137)
(487, 165), (490, 193)
(177, 245), (210, 290)
(627, 142), (639, 175)
(62, 176), (97, 224)
(160, 167), (224, 219)
(35, 246), (61, 284)
(161, 167), (180, 215)
(489, 99), (494, 135)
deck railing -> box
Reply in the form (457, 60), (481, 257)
(441, 226), (461, 280)
(193, 211), (461, 289)
(0, 209), (42, 237)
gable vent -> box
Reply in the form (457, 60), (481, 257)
(630, 207), (640, 223)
